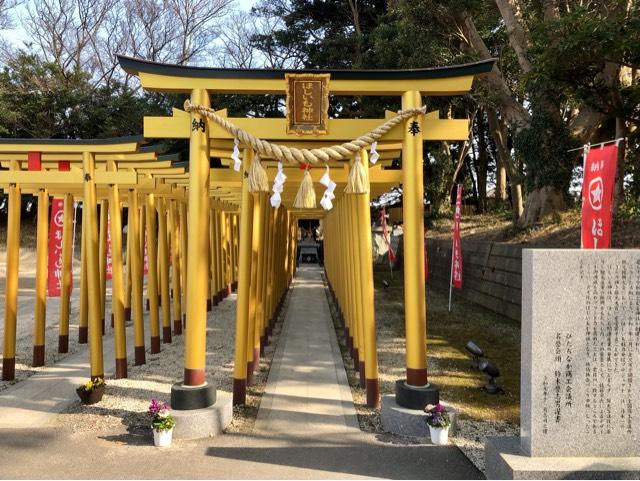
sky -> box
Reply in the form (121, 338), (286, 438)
(3, 0), (257, 49)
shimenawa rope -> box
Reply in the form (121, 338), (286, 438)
(183, 100), (426, 165)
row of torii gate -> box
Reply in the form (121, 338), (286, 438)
(0, 57), (493, 410)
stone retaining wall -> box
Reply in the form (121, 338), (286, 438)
(426, 239), (522, 321)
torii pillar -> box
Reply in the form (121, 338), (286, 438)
(170, 88), (216, 410)
(395, 90), (439, 409)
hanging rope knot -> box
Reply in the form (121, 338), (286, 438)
(247, 153), (269, 193)
(293, 169), (316, 209)
(345, 154), (369, 194)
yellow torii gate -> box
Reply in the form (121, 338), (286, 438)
(119, 55), (494, 410)
(0, 139), (193, 380)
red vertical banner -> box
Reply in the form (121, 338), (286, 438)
(47, 199), (65, 297)
(581, 144), (618, 249)
(451, 184), (463, 289)
(106, 215), (113, 280)
(380, 207), (396, 262)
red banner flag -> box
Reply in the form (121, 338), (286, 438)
(581, 144), (618, 249)
(47, 198), (65, 297)
(106, 215), (113, 280)
(451, 184), (463, 289)
(380, 207), (396, 262)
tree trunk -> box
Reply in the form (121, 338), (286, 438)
(474, 113), (488, 213)
(613, 118), (628, 215)
(497, 157), (507, 203)
(487, 108), (524, 220)
(517, 186), (566, 228)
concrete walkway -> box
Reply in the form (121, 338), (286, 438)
(0, 266), (483, 479)
(254, 265), (360, 440)
(0, 322), (133, 429)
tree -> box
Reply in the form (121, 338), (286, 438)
(0, 52), (167, 138)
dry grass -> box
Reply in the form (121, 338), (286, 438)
(331, 269), (520, 429)
(428, 207), (640, 248)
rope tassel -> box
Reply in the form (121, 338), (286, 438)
(247, 153), (269, 193)
(293, 170), (316, 209)
(345, 154), (369, 194)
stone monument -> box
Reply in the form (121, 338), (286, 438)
(486, 249), (640, 479)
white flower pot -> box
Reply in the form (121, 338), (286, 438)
(153, 427), (173, 447)
(429, 425), (449, 445)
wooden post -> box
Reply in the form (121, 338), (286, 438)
(33, 189), (49, 366)
(157, 197), (172, 344)
(108, 160), (127, 378)
(98, 199), (108, 334)
(83, 151), (104, 380)
(128, 189), (145, 365)
(233, 149), (254, 405)
(2, 160), (21, 380)
(246, 192), (262, 381)
(59, 193), (73, 353)
(168, 200), (183, 335)
(182, 87), (210, 387)
(356, 149), (379, 407)
(146, 193), (160, 353)
(401, 90), (428, 386)
(179, 201), (188, 328)
(78, 205), (88, 344)
(123, 217), (132, 322)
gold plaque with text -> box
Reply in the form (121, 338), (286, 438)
(285, 73), (330, 135)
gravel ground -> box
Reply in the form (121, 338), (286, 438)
(323, 273), (518, 475)
(0, 279), (85, 393)
(55, 288), (290, 437)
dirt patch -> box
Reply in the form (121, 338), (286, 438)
(428, 207), (640, 248)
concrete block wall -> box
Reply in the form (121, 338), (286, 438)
(426, 239), (522, 321)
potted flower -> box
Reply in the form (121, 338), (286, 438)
(149, 399), (176, 447)
(76, 377), (106, 405)
(424, 403), (451, 445)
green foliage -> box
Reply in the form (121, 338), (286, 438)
(530, 3), (640, 123)
(616, 196), (640, 220)
(424, 149), (454, 216)
(0, 53), (168, 139)
(151, 414), (176, 432)
(513, 97), (578, 192)
(252, 0), (388, 69)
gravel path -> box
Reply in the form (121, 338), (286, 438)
(55, 288), (290, 436)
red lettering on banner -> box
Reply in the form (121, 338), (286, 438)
(143, 237), (149, 275)
(451, 184), (463, 289)
(47, 199), (65, 296)
(581, 144), (618, 249)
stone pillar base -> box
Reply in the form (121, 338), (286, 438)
(171, 391), (232, 440)
(380, 394), (457, 440)
(171, 381), (216, 410)
(485, 437), (640, 480)
(394, 379), (439, 409)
